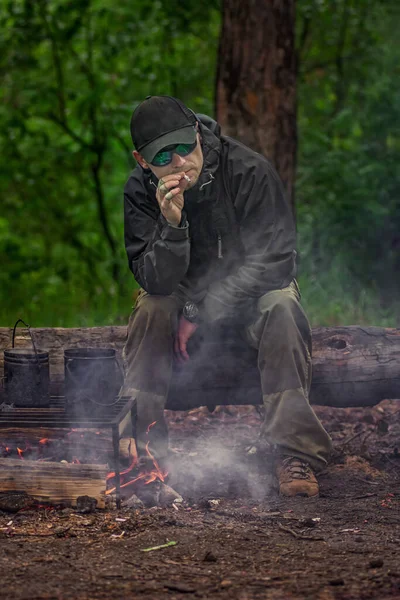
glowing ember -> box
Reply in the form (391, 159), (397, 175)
(2, 430), (110, 463)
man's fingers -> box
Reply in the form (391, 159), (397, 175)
(158, 173), (184, 191)
(160, 173), (185, 184)
(161, 187), (181, 208)
(178, 337), (190, 362)
(173, 334), (190, 363)
(159, 179), (180, 194)
(174, 337), (185, 364)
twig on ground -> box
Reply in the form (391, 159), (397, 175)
(141, 541), (177, 552)
(353, 477), (381, 486)
(278, 523), (300, 538)
(278, 522), (324, 541)
(337, 429), (365, 450)
(351, 493), (377, 500)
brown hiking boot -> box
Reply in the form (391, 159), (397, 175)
(276, 457), (319, 497)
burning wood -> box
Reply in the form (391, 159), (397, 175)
(0, 422), (171, 509)
(1, 429), (112, 462)
(106, 422), (168, 500)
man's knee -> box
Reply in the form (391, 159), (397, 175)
(258, 281), (300, 315)
(133, 292), (179, 325)
(123, 294), (180, 380)
(124, 293), (179, 358)
(259, 288), (303, 323)
(249, 287), (311, 348)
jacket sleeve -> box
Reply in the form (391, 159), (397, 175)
(200, 157), (297, 322)
(124, 173), (190, 295)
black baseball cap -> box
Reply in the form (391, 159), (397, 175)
(130, 96), (197, 163)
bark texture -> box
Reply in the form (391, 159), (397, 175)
(215, 0), (297, 209)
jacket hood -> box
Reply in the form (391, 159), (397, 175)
(195, 118), (221, 191)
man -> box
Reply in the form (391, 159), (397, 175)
(123, 95), (332, 497)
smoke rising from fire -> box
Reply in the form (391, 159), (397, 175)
(166, 422), (273, 503)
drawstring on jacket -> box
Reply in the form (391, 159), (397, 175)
(217, 233), (223, 259)
(199, 173), (214, 191)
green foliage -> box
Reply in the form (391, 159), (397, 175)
(0, 0), (399, 327)
(296, 0), (400, 325)
(0, 0), (219, 326)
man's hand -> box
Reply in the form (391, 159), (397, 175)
(174, 316), (198, 363)
(156, 173), (189, 227)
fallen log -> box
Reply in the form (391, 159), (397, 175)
(0, 458), (108, 508)
(0, 325), (399, 409)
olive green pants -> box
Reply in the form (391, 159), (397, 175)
(122, 282), (332, 471)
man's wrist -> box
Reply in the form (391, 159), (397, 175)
(182, 301), (200, 323)
(166, 213), (185, 227)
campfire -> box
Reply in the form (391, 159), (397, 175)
(106, 422), (168, 496)
(0, 395), (139, 511)
(0, 408), (172, 513)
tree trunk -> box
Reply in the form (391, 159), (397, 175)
(215, 0), (297, 210)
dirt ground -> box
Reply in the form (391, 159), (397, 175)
(0, 400), (399, 600)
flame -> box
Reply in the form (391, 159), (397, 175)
(39, 438), (49, 445)
(146, 421), (157, 434)
(106, 421), (168, 496)
(16, 442), (31, 459)
(106, 457), (138, 482)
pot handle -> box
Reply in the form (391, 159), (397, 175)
(114, 358), (125, 388)
(12, 319), (41, 371)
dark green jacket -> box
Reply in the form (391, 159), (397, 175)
(124, 117), (297, 322)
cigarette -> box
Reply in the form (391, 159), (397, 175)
(183, 174), (191, 183)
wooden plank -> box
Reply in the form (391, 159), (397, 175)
(0, 458), (108, 508)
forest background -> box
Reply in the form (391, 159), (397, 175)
(0, 0), (399, 328)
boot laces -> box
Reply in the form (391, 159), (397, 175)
(281, 457), (313, 481)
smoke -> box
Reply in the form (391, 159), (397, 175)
(165, 413), (274, 503)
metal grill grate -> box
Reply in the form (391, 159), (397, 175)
(0, 396), (135, 508)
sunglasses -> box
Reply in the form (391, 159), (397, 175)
(151, 139), (197, 167)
